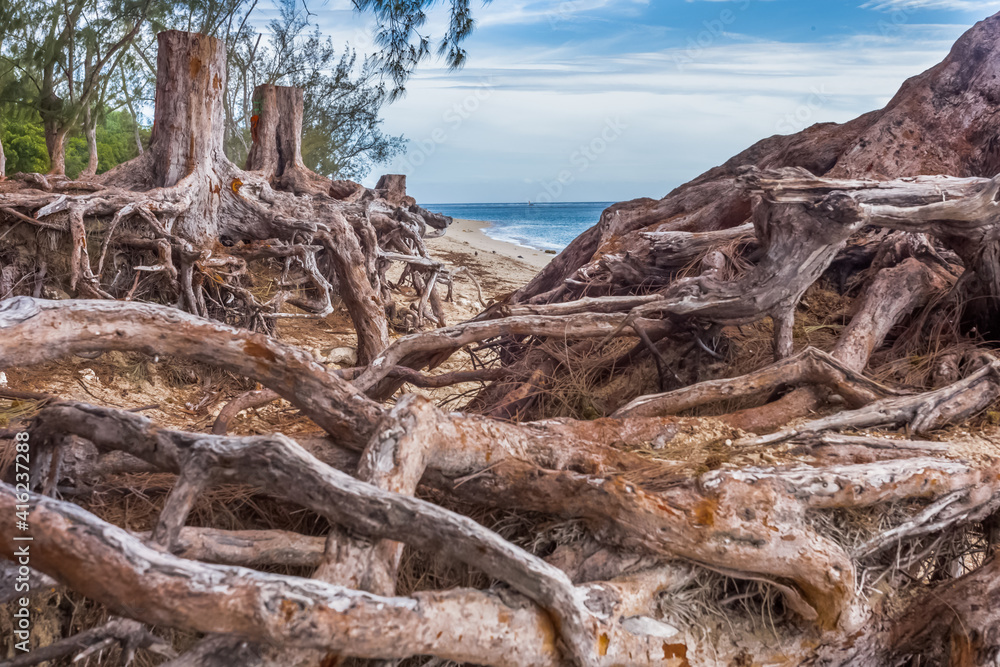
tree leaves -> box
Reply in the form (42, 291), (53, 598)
(352, 0), (487, 99)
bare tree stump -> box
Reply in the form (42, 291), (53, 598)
(246, 84), (331, 196)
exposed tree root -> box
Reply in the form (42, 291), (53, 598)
(613, 346), (903, 419)
(742, 355), (1000, 447)
(0, 31), (452, 363)
(22, 401), (696, 666)
(12, 20), (1000, 667)
(2, 618), (175, 667)
(888, 554), (1000, 665)
(0, 296), (381, 446)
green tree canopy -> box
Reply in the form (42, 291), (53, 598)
(1, 113), (50, 174)
(1, 0), (156, 174)
(353, 0), (485, 99)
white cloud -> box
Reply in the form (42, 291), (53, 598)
(374, 22), (970, 202)
(475, 0), (649, 28)
(861, 0), (1000, 11)
(250, 1), (981, 202)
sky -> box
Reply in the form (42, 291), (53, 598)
(254, 0), (1000, 203)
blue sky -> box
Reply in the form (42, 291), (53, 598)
(255, 0), (1000, 203)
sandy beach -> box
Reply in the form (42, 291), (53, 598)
(425, 218), (553, 297)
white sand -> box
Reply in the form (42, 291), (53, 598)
(425, 218), (554, 295)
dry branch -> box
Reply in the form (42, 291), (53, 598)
(614, 346), (901, 419)
(29, 401), (609, 665)
(0, 296), (381, 446)
(742, 356), (1000, 447)
(2, 618), (175, 667)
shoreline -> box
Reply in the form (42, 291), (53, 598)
(424, 218), (553, 298)
(429, 218), (555, 270)
(474, 218), (561, 257)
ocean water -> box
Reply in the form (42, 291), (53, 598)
(426, 202), (613, 252)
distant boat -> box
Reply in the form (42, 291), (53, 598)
(528, 200), (533, 206)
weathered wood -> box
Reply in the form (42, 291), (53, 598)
(29, 395), (855, 628)
(705, 458), (988, 510)
(29, 401), (610, 665)
(724, 255), (948, 433)
(362, 396), (857, 628)
(316, 223), (391, 365)
(614, 346), (901, 419)
(0, 484), (560, 665)
(0, 296), (382, 446)
(146, 31), (228, 244)
(353, 311), (651, 395)
(212, 389), (281, 435)
(29, 376), (995, 637)
(0, 482), (683, 666)
(11, 17), (1000, 665)
(741, 356), (1000, 446)
(2, 618), (175, 667)
(140, 527), (327, 567)
(885, 554), (1000, 666)
(269, 392), (460, 667)
(796, 433), (949, 452)
(576, 223), (756, 293)
(752, 168), (1000, 334)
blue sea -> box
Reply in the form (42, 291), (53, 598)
(426, 202), (613, 252)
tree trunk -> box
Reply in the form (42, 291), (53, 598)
(122, 70), (144, 156)
(149, 31), (227, 188)
(40, 57), (65, 178)
(146, 30), (228, 245)
(246, 83), (352, 197)
(133, 118), (144, 155)
(0, 36), (5, 178)
(79, 105), (99, 179)
(45, 126), (67, 177)
(375, 174), (416, 207)
(247, 86), (304, 183)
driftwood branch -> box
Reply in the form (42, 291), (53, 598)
(0, 296), (382, 447)
(614, 346), (901, 419)
(742, 356), (1000, 447)
(0, 483), (683, 666)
